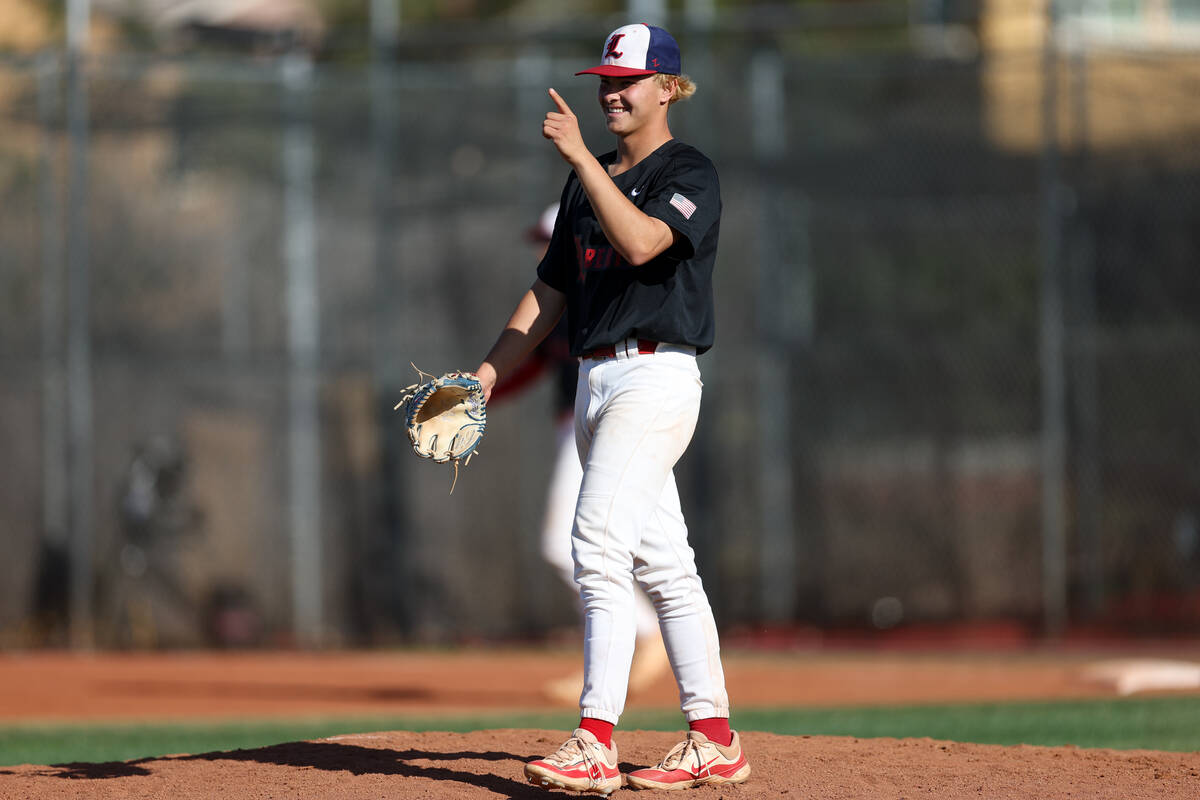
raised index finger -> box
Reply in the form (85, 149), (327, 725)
(548, 88), (573, 115)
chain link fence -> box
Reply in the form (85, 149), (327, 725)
(1, 16), (1198, 648)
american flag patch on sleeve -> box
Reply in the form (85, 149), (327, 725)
(669, 192), (697, 220)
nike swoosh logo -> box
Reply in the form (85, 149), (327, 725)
(631, 188), (641, 196)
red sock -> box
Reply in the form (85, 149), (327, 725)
(579, 718), (614, 748)
(689, 717), (732, 747)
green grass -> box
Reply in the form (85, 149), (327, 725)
(3, 697), (1198, 767)
(727, 698), (1200, 752)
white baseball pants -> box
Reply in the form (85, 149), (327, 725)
(541, 414), (661, 640)
(572, 341), (730, 724)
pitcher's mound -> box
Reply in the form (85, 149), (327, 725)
(3, 728), (1200, 799)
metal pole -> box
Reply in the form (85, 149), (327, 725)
(513, 44), (553, 627)
(1039, 0), (1068, 637)
(750, 48), (799, 623)
(371, 0), (400, 51)
(1068, 4), (1102, 617)
(38, 51), (69, 560)
(370, 0), (400, 368)
(679, 0), (716, 153)
(684, 0), (716, 28)
(676, 0), (721, 606)
(282, 52), (323, 646)
(370, 0), (410, 632)
(627, 0), (667, 25)
(65, 0), (95, 650)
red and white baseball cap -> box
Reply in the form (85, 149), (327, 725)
(576, 23), (682, 78)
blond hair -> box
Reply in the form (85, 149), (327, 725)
(655, 73), (696, 104)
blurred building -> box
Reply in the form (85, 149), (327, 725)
(982, 0), (1200, 155)
(96, 0), (325, 51)
(0, 0), (54, 52)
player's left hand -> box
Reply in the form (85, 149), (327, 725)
(543, 89), (589, 165)
(474, 362), (498, 404)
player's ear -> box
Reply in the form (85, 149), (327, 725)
(658, 76), (677, 105)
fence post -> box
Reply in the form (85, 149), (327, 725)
(1066, 2), (1103, 618)
(627, 0), (667, 25)
(750, 48), (800, 623)
(38, 51), (69, 613)
(65, 0), (95, 651)
(1039, 0), (1068, 638)
(282, 51), (323, 646)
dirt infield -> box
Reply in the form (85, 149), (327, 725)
(2, 647), (1200, 798)
(3, 728), (1200, 799)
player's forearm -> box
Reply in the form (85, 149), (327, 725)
(476, 281), (565, 397)
(572, 157), (675, 266)
(477, 329), (540, 392)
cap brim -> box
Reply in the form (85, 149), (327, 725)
(575, 65), (658, 77)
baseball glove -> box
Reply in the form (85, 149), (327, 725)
(393, 366), (487, 492)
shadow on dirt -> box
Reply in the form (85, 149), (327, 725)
(33, 740), (554, 795)
(31, 737), (576, 795)
(174, 740), (554, 797)
(38, 761), (155, 779)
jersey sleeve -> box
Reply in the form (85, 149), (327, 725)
(640, 148), (721, 262)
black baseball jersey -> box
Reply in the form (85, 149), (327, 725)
(536, 139), (721, 357)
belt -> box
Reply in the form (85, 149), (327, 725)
(582, 338), (660, 360)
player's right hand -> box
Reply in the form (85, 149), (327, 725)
(543, 89), (589, 166)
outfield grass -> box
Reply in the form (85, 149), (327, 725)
(2, 696), (1198, 767)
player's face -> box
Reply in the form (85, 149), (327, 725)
(597, 75), (671, 135)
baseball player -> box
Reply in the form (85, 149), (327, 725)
(491, 204), (671, 706)
(475, 23), (750, 793)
